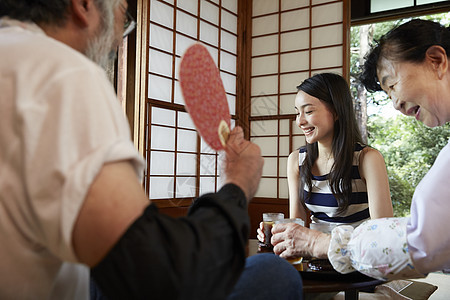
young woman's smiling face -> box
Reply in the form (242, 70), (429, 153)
(376, 54), (446, 128)
(295, 91), (336, 145)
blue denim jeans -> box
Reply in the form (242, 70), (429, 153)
(227, 253), (303, 300)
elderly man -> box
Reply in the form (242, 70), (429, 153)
(0, 0), (302, 299)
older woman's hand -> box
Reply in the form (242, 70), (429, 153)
(271, 223), (331, 259)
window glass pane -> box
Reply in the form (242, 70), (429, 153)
(176, 153), (197, 175)
(149, 49), (173, 77)
(177, 10), (197, 36)
(151, 125), (175, 150)
(150, 177), (173, 199)
(148, 74), (172, 101)
(150, 24), (173, 52)
(418, 0), (447, 3)
(150, 0), (174, 28)
(176, 177), (196, 198)
(201, 1), (219, 24)
(151, 107), (175, 126)
(150, 151), (175, 175)
(177, 129), (197, 152)
(371, 0), (413, 13)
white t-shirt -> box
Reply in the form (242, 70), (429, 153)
(0, 18), (145, 299)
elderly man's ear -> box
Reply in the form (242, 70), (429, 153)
(70, 0), (97, 27)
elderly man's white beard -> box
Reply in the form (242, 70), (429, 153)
(85, 23), (118, 69)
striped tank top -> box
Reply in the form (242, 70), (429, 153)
(298, 144), (369, 227)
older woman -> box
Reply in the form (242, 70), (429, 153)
(271, 19), (450, 280)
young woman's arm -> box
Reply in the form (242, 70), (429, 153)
(287, 150), (308, 222)
(359, 147), (393, 218)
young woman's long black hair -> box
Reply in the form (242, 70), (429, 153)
(298, 73), (364, 214)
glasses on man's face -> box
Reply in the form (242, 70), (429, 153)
(120, 3), (136, 38)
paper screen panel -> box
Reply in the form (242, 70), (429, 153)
(252, 15), (279, 36)
(150, 125), (175, 150)
(200, 177), (217, 195)
(176, 153), (197, 175)
(263, 158), (278, 177)
(150, 177), (174, 199)
(145, 0), (238, 202)
(251, 96), (278, 117)
(279, 178), (289, 198)
(252, 0), (279, 16)
(175, 177), (196, 198)
(311, 46), (343, 69)
(150, 151), (175, 175)
(255, 178), (278, 198)
(177, 129), (197, 152)
(250, 0), (346, 199)
(251, 136), (278, 156)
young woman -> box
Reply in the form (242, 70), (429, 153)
(289, 73), (393, 227)
(257, 73), (393, 245)
(272, 19), (450, 281)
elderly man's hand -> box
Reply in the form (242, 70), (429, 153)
(271, 223), (330, 259)
(222, 126), (264, 202)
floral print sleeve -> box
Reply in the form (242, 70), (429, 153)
(328, 218), (425, 281)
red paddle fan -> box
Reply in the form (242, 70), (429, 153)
(179, 43), (231, 151)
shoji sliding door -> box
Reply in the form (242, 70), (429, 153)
(132, 0), (350, 222)
(248, 0), (349, 227)
(135, 0), (239, 213)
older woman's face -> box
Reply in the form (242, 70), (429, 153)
(377, 56), (445, 127)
